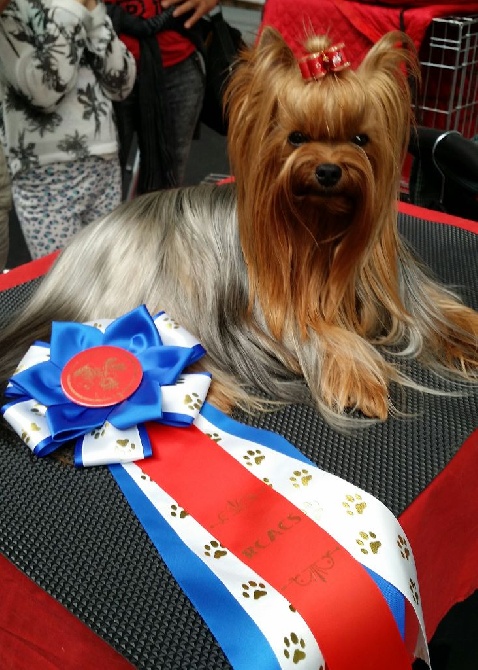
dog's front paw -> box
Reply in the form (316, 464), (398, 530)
(346, 385), (389, 420)
(319, 339), (390, 421)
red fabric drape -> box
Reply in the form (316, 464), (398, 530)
(261, 0), (478, 66)
(0, 555), (134, 670)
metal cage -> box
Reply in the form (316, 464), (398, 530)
(418, 15), (478, 138)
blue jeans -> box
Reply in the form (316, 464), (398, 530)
(164, 52), (205, 184)
(116, 51), (205, 191)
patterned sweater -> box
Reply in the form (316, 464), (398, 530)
(0, 0), (136, 177)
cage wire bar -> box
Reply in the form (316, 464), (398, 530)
(418, 15), (478, 138)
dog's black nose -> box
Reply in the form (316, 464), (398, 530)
(315, 163), (342, 187)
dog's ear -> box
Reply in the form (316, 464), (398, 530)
(358, 31), (420, 109)
(255, 26), (296, 68)
(358, 31), (420, 156)
(256, 25), (285, 50)
(244, 27), (297, 92)
(231, 26), (298, 108)
(358, 31), (420, 82)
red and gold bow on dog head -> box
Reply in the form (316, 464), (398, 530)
(298, 43), (351, 81)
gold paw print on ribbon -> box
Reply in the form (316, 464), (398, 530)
(242, 581), (267, 600)
(243, 449), (265, 467)
(283, 633), (307, 664)
(21, 423), (41, 444)
(30, 402), (46, 417)
(184, 392), (202, 411)
(262, 477), (273, 488)
(116, 438), (136, 452)
(342, 493), (367, 516)
(290, 469), (312, 488)
(140, 473), (151, 482)
(90, 422), (109, 439)
(356, 531), (381, 555)
(204, 540), (228, 559)
(170, 504), (189, 519)
(206, 431), (221, 443)
(397, 534), (410, 560)
(163, 316), (179, 330)
(410, 578), (420, 605)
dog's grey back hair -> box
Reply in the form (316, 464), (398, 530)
(0, 183), (313, 413)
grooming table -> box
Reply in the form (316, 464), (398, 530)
(0, 202), (477, 669)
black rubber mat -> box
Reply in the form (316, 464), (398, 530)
(0, 212), (477, 669)
(0, 276), (42, 329)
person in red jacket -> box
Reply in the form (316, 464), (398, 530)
(107, 0), (219, 194)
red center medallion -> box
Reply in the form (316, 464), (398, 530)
(61, 345), (143, 407)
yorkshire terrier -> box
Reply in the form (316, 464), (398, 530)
(0, 28), (477, 428)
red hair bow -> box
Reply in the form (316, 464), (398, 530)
(298, 44), (350, 81)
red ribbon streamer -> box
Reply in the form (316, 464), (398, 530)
(142, 422), (412, 669)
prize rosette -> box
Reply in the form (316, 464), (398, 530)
(1, 305), (211, 466)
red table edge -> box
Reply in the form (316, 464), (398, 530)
(400, 429), (478, 640)
(1, 250), (59, 291)
(0, 553), (134, 670)
(399, 201), (478, 234)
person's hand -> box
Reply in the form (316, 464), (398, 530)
(84, 0), (97, 10)
(161, 0), (219, 29)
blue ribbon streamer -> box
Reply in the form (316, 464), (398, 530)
(109, 462), (279, 670)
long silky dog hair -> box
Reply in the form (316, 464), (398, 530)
(0, 29), (477, 429)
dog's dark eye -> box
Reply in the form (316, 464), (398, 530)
(288, 132), (310, 147)
(351, 134), (369, 147)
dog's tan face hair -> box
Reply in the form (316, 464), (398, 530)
(225, 29), (420, 340)
(220, 29), (476, 420)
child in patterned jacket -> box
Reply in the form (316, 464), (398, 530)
(0, 0), (136, 259)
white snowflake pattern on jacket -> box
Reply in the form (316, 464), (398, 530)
(0, 0), (136, 176)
